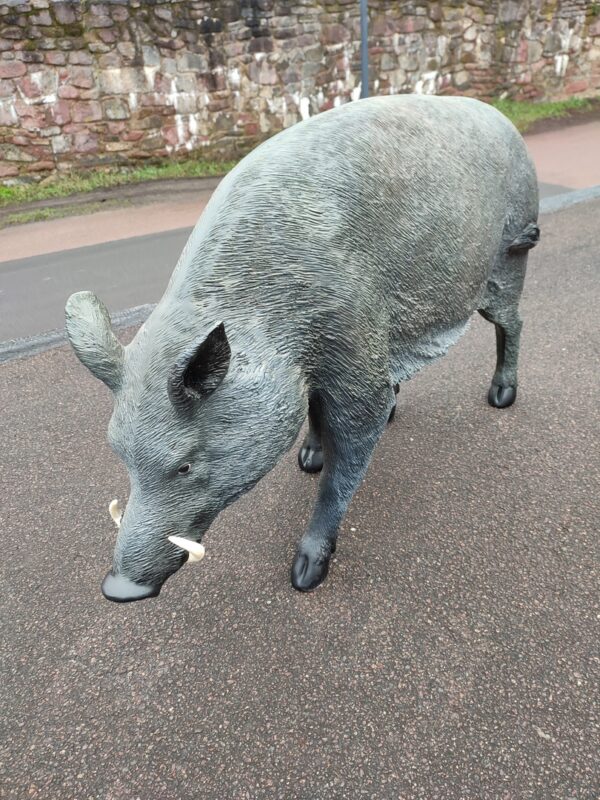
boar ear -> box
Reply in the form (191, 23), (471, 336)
(168, 322), (231, 408)
(65, 291), (124, 393)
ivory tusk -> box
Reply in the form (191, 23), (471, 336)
(109, 499), (122, 528)
(168, 535), (206, 563)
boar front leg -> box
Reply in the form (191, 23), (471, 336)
(291, 385), (394, 592)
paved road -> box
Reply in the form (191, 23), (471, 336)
(0, 227), (190, 340)
(1, 199), (598, 799)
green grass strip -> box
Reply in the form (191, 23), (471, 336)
(491, 97), (593, 132)
(0, 157), (238, 208)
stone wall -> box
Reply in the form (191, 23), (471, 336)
(1, 0), (599, 180)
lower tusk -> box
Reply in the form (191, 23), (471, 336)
(168, 535), (206, 563)
(109, 499), (122, 528)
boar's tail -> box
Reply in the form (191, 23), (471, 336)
(507, 222), (540, 254)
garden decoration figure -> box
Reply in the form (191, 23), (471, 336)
(65, 95), (539, 602)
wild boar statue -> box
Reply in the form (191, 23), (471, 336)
(65, 95), (539, 603)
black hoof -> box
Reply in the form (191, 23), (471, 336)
(488, 384), (517, 409)
(298, 444), (323, 473)
(291, 542), (332, 592)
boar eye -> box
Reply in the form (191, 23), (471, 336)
(177, 463), (191, 475)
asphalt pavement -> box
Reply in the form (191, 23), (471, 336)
(1, 198), (598, 799)
(0, 227), (190, 341)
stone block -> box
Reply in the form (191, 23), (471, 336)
(565, 79), (588, 94)
(498, 1), (526, 24)
(528, 40), (543, 62)
(98, 52), (122, 69)
(98, 28), (118, 44)
(111, 6), (129, 22)
(543, 31), (562, 56)
(70, 100), (102, 122)
(398, 16), (428, 34)
(122, 129), (144, 141)
(20, 52), (45, 65)
(174, 72), (197, 92)
(171, 93), (198, 113)
(142, 44), (161, 67)
(176, 52), (209, 72)
(248, 60), (278, 85)
(105, 141), (130, 151)
(69, 66), (95, 88)
(0, 76), (14, 95)
(464, 25), (477, 42)
(103, 96), (130, 119)
(25, 160), (54, 171)
(381, 53), (397, 71)
(69, 51), (94, 66)
(58, 84), (79, 99)
(0, 99), (18, 125)
(371, 14), (395, 37)
(30, 10), (52, 26)
(116, 41), (136, 60)
(1, 28), (22, 40)
(322, 24), (348, 45)
(73, 130), (98, 152)
(58, 37), (85, 51)
(429, 4), (442, 23)
(0, 61), (26, 79)
(249, 37), (274, 54)
(53, 3), (78, 26)
(454, 68), (470, 89)
(50, 134), (71, 153)
(305, 44), (324, 62)
(0, 162), (19, 177)
(21, 67), (58, 98)
(88, 42), (111, 54)
(50, 98), (71, 124)
(160, 57), (178, 76)
(155, 6), (172, 22)
(0, 142), (35, 161)
(45, 51), (67, 66)
(87, 15), (113, 29)
(100, 66), (150, 93)
(107, 121), (126, 134)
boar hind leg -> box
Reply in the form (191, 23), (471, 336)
(388, 383), (400, 423)
(292, 387), (393, 592)
(298, 391), (324, 473)
(483, 311), (522, 408)
(479, 253), (530, 409)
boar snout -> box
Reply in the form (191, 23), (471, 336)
(101, 570), (162, 603)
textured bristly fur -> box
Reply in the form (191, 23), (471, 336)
(65, 95), (539, 599)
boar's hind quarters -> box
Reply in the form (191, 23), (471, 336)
(65, 291), (124, 393)
(167, 322), (231, 410)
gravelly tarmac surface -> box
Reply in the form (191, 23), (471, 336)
(1, 200), (599, 800)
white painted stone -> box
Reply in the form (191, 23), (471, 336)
(554, 53), (569, 77)
(299, 96), (310, 120)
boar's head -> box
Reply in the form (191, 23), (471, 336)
(65, 291), (298, 603)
